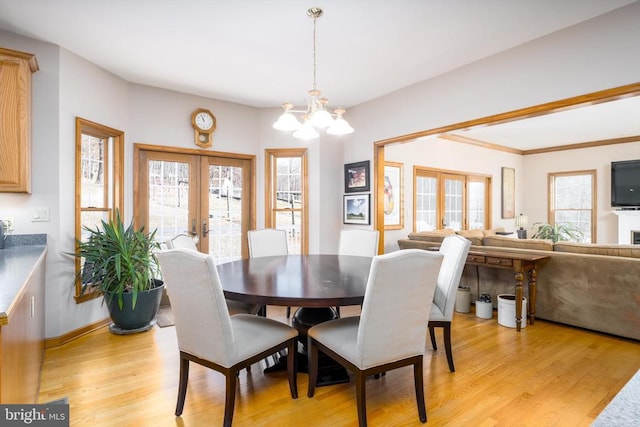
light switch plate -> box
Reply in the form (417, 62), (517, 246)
(32, 207), (50, 222)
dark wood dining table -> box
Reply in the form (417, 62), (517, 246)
(217, 254), (373, 385)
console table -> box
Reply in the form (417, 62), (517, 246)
(465, 249), (549, 331)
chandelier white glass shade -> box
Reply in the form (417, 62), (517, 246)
(273, 7), (354, 140)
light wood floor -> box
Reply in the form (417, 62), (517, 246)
(38, 305), (640, 426)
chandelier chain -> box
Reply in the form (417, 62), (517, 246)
(312, 16), (317, 91)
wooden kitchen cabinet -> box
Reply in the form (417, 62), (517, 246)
(0, 47), (38, 193)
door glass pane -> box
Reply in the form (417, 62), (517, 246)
(275, 157), (302, 253)
(444, 177), (463, 231)
(468, 180), (485, 229)
(147, 160), (190, 242)
(208, 165), (243, 263)
(415, 175), (437, 231)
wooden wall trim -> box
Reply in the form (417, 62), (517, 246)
(45, 318), (110, 348)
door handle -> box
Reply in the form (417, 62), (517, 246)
(202, 220), (209, 238)
(190, 219), (198, 237)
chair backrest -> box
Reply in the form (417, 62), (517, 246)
(338, 229), (379, 257)
(156, 249), (236, 366)
(433, 235), (472, 320)
(166, 234), (198, 251)
(357, 249), (443, 368)
(248, 229), (288, 258)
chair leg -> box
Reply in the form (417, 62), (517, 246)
(442, 322), (455, 372)
(224, 370), (238, 427)
(286, 306), (291, 318)
(307, 338), (319, 397)
(287, 339), (298, 399)
(335, 306), (341, 318)
(413, 357), (427, 423)
(175, 356), (189, 416)
(355, 371), (368, 427)
(428, 323), (437, 350)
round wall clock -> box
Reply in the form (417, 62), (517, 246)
(191, 108), (216, 148)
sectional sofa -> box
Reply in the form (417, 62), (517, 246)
(398, 230), (640, 341)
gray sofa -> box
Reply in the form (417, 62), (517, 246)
(398, 232), (640, 341)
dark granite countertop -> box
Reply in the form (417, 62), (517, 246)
(0, 235), (47, 326)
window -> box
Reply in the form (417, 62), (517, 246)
(414, 167), (491, 231)
(548, 170), (596, 243)
(75, 118), (124, 302)
(265, 148), (308, 254)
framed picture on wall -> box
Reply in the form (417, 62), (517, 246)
(384, 162), (404, 229)
(344, 194), (370, 225)
(344, 161), (370, 193)
(501, 167), (515, 219)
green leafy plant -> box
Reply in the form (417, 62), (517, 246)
(73, 209), (160, 310)
(530, 222), (584, 243)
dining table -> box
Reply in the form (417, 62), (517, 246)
(217, 254), (373, 385)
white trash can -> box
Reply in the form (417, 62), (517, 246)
(497, 294), (527, 328)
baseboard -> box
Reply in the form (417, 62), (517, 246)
(45, 317), (111, 348)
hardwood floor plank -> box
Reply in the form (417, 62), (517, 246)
(38, 306), (640, 426)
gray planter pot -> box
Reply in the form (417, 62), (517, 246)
(105, 280), (164, 334)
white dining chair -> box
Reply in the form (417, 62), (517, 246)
(307, 249), (444, 427)
(427, 234), (471, 372)
(335, 229), (379, 316)
(248, 228), (290, 317)
(338, 229), (379, 257)
(166, 234), (262, 316)
(156, 249), (299, 426)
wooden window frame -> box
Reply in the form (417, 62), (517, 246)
(264, 148), (308, 254)
(74, 117), (124, 303)
(413, 166), (491, 231)
(548, 169), (597, 243)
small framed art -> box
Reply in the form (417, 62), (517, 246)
(344, 194), (370, 225)
(501, 167), (515, 219)
(344, 160), (370, 193)
(384, 162), (404, 229)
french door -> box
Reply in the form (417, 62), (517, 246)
(135, 146), (254, 263)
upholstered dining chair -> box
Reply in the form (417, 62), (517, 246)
(338, 229), (379, 257)
(335, 229), (379, 317)
(156, 249), (299, 427)
(247, 228), (290, 317)
(166, 234), (262, 316)
(427, 234), (471, 372)
(307, 249), (444, 427)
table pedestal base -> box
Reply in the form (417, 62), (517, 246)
(263, 307), (350, 386)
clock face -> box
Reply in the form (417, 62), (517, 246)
(195, 112), (214, 131)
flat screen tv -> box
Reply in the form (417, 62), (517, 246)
(611, 159), (640, 208)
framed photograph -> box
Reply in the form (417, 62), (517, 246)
(501, 167), (515, 219)
(384, 162), (404, 229)
(344, 161), (370, 193)
(343, 194), (370, 225)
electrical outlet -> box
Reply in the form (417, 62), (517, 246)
(2, 217), (15, 231)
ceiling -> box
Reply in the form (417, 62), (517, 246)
(0, 0), (638, 150)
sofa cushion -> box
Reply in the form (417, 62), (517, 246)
(455, 229), (484, 246)
(482, 227), (506, 237)
(407, 229), (455, 243)
(482, 235), (553, 251)
(553, 242), (640, 259)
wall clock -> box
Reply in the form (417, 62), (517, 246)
(191, 108), (216, 148)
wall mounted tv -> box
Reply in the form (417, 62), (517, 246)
(611, 159), (640, 209)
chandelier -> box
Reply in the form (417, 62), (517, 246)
(272, 7), (354, 139)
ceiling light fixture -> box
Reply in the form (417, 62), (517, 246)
(273, 7), (354, 140)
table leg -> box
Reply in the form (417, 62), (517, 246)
(528, 267), (537, 325)
(514, 270), (524, 332)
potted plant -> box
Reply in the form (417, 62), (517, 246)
(74, 209), (164, 333)
(531, 222), (584, 243)
(476, 292), (493, 319)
